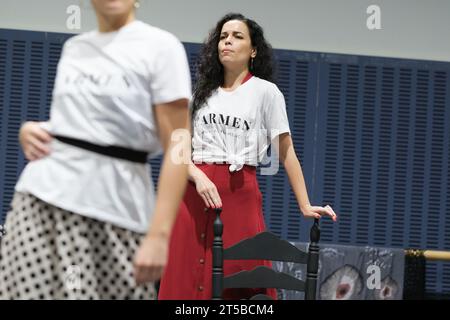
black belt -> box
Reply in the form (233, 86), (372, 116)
(54, 135), (148, 164)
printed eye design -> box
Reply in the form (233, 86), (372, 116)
(319, 265), (363, 300)
(374, 276), (398, 300)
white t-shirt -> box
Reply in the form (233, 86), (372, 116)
(15, 20), (192, 233)
(191, 76), (290, 171)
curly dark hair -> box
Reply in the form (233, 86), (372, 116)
(191, 13), (275, 114)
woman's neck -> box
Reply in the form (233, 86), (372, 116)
(222, 68), (250, 91)
(96, 12), (135, 33)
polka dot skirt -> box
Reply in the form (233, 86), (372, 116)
(0, 192), (156, 300)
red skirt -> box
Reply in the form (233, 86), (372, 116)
(158, 164), (277, 300)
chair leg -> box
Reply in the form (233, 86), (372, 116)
(212, 208), (223, 300)
(306, 219), (320, 300)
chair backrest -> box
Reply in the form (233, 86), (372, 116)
(212, 208), (321, 300)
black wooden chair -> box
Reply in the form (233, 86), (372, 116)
(211, 208), (320, 300)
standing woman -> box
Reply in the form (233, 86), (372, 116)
(0, 0), (192, 299)
(158, 13), (337, 300)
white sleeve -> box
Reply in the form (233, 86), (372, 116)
(149, 35), (192, 105)
(264, 85), (291, 141)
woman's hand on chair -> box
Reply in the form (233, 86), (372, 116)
(19, 121), (52, 161)
(193, 171), (222, 209)
(301, 204), (337, 222)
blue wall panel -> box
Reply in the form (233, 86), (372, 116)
(314, 54), (450, 294)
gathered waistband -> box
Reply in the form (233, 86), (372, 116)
(194, 162), (256, 172)
(191, 163), (259, 188)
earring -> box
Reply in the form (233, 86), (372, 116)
(134, 0), (140, 9)
(251, 58), (254, 70)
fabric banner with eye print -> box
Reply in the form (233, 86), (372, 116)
(273, 243), (405, 300)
